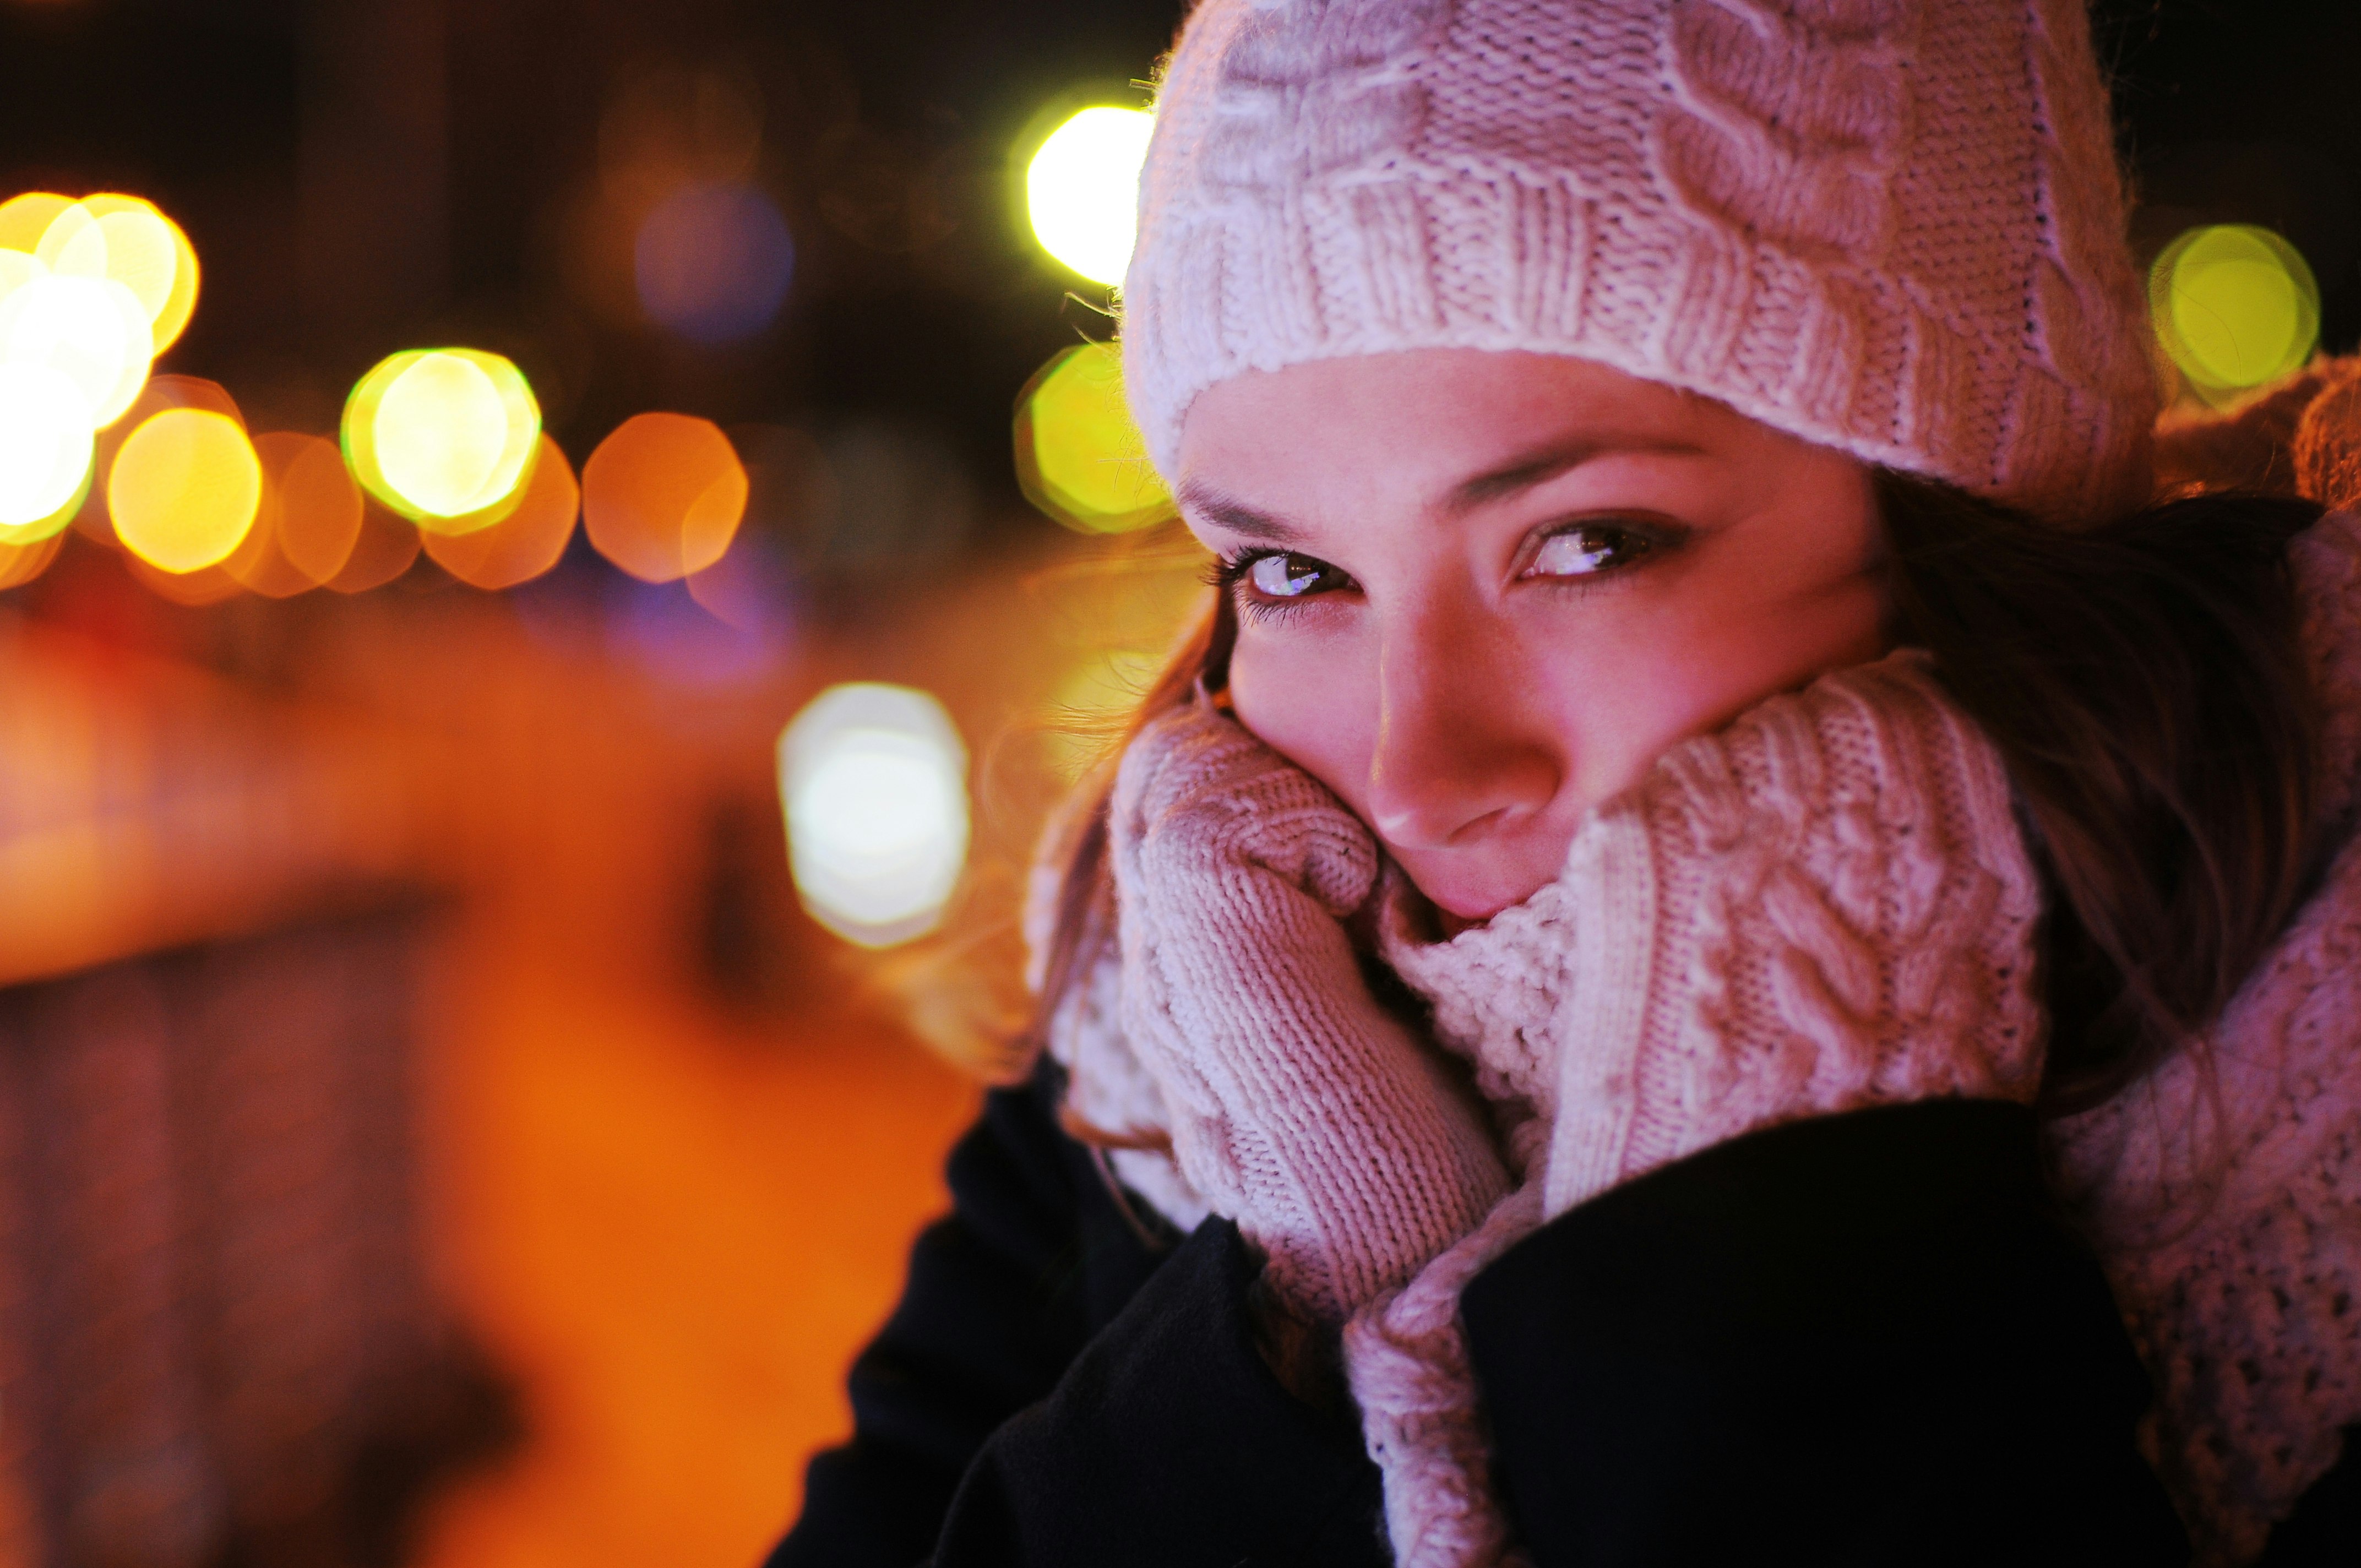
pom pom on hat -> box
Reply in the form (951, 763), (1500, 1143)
(1122, 0), (2161, 525)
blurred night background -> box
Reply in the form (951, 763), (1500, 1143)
(0, 1), (2353, 1565)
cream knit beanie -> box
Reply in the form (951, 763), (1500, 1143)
(1121, 0), (2160, 524)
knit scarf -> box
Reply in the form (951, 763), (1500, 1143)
(1044, 511), (2361, 1568)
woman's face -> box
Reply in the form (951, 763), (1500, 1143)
(1175, 349), (1889, 923)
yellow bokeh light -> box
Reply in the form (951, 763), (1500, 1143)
(1014, 342), (1172, 533)
(778, 683), (971, 948)
(342, 348), (541, 526)
(0, 271), (153, 429)
(0, 194), (197, 356)
(2151, 224), (2320, 398)
(0, 193), (73, 255)
(109, 408), (263, 573)
(80, 195), (201, 355)
(1025, 106), (1154, 286)
(582, 412), (746, 582)
(35, 201), (101, 273)
(0, 361), (96, 534)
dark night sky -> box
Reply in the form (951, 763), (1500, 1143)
(2, 0), (2357, 531)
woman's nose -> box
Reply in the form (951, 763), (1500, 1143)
(1362, 608), (1563, 851)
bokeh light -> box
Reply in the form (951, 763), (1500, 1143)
(0, 271), (153, 429)
(75, 194), (201, 356)
(0, 529), (63, 592)
(325, 500), (422, 594)
(225, 433), (365, 597)
(1014, 342), (1171, 532)
(0, 194), (194, 482)
(115, 372), (242, 426)
(123, 549), (247, 606)
(0, 193), (73, 255)
(343, 348), (541, 525)
(421, 434), (579, 590)
(582, 412), (746, 582)
(0, 361), (96, 533)
(108, 407), (263, 573)
(778, 683), (971, 947)
(74, 375), (241, 554)
(1025, 106), (1154, 286)
(2151, 224), (2321, 398)
(635, 182), (795, 344)
(0, 248), (40, 308)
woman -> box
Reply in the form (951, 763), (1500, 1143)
(774, 1), (2361, 1562)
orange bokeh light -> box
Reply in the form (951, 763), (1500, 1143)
(225, 433), (366, 597)
(583, 413), (746, 583)
(422, 434), (579, 590)
(325, 499), (422, 594)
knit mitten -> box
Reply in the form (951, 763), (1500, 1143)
(1343, 1175), (1543, 1568)
(1345, 654), (2046, 1568)
(1109, 696), (1511, 1321)
(1537, 652), (2046, 1218)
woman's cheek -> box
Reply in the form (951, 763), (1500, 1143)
(1227, 633), (1380, 821)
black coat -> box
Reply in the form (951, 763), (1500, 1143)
(769, 1065), (2361, 1567)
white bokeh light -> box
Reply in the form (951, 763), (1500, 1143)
(0, 361), (95, 530)
(1025, 106), (1154, 287)
(0, 271), (153, 431)
(779, 683), (971, 948)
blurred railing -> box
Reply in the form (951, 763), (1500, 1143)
(0, 619), (509, 1568)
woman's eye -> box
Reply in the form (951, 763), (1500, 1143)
(1246, 552), (1347, 598)
(1526, 524), (1651, 579)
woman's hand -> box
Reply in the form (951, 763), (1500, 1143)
(1541, 654), (2047, 1218)
(1109, 696), (1510, 1322)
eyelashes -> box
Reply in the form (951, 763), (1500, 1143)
(1206, 518), (1681, 624)
(1203, 551), (1330, 623)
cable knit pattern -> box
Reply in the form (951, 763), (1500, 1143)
(2050, 509), (2361, 1567)
(1108, 698), (1511, 1321)
(1049, 518), (2361, 1565)
(1123, 0), (2158, 522)
(1340, 652), (2048, 1568)
(1413, 651), (2046, 1218)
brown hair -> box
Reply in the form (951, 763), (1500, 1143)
(1009, 467), (2330, 1119)
(1875, 472), (2322, 1112)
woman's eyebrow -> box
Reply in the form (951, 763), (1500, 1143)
(1447, 434), (1709, 514)
(1176, 480), (1300, 543)
(1176, 434), (1706, 540)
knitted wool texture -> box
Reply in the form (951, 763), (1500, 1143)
(1121, 0), (2158, 523)
(1356, 650), (2047, 1566)
(2046, 508), (2361, 1567)
(1106, 698), (1511, 1322)
(1380, 651), (2046, 1206)
(1059, 652), (2050, 1565)
(1045, 519), (2361, 1561)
